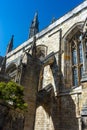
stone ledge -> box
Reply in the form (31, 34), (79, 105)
(58, 86), (82, 97)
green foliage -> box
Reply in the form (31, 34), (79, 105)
(0, 81), (28, 110)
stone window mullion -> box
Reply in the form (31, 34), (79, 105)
(70, 42), (73, 86)
(76, 40), (80, 86)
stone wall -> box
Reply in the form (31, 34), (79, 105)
(6, 1), (87, 90)
(34, 87), (82, 130)
(34, 91), (59, 130)
(20, 53), (42, 130)
(57, 93), (81, 130)
(5, 1), (87, 130)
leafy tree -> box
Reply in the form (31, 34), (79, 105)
(0, 81), (27, 110)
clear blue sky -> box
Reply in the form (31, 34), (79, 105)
(0, 0), (84, 56)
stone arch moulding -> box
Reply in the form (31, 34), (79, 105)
(6, 62), (17, 73)
(62, 22), (84, 88)
(63, 21), (84, 41)
(6, 62), (17, 81)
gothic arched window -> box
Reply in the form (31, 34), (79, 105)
(71, 33), (83, 86)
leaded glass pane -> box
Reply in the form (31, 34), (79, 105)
(72, 49), (77, 65)
(79, 43), (83, 63)
(80, 66), (83, 79)
(73, 68), (78, 86)
(71, 33), (83, 86)
(79, 35), (82, 41)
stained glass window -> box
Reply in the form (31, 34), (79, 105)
(79, 43), (83, 63)
(80, 66), (83, 79)
(71, 33), (83, 86)
(72, 49), (77, 65)
(73, 68), (78, 86)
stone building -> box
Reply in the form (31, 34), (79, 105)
(1, 1), (87, 130)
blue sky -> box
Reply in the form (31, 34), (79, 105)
(0, 0), (84, 56)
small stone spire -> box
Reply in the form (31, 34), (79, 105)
(6, 35), (14, 54)
(29, 12), (39, 38)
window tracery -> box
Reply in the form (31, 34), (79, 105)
(71, 33), (83, 86)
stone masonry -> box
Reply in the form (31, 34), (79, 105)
(0, 1), (87, 130)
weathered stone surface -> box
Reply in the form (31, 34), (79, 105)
(2, 1), (87, 130)
(21, 53), (42, 130)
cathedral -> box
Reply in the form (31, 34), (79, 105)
(0, 1), (87, 130)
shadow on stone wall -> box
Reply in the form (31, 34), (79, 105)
(58, 94), (79, 130)
(50, 57), (59, 92)
(36, 91), (79, 130)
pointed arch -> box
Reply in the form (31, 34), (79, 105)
(63, 22), (84, 40)
(62, 22), (84, 88)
